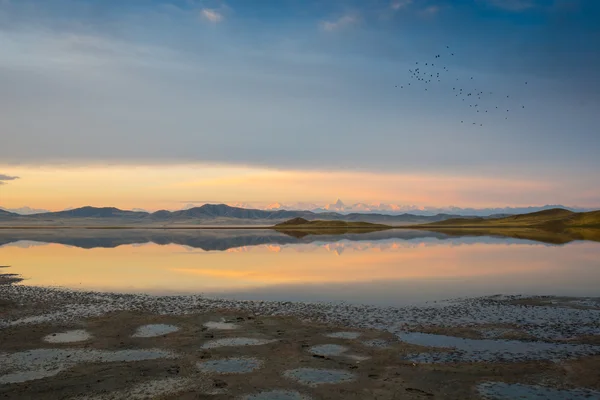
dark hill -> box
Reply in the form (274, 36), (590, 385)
(276, 217), (310, 226)
(274, 219), (390, 229)
(0, 209), (19, 217)
(28, 206), (149, 219)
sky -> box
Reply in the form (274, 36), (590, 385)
(1, 0), (599, 211)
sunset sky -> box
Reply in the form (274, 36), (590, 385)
(1, 0), (599, 211)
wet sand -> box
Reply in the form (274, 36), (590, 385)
(1, 280), (599, 399)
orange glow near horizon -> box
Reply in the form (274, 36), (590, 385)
(0, 163), (585, 211)
(1, 241), (599, 295)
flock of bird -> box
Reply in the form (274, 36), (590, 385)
(395, 46), (528, 127)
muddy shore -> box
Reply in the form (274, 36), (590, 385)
(1, 278), (599, 399)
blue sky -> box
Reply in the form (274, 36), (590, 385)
(1, 0), (599, 208)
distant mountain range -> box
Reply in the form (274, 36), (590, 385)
(0, 206), (50, 215)
(0, 204), (499, 227)
(180, 200), (592, 216)
(2, 201), (591, 217)
(0, 203), (595, 228)
(268, 200), (592, 216)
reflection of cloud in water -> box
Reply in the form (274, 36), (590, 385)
(266, 245), (281, 253)
(226, 246), (250, 253)
(130, 243), (153, 248)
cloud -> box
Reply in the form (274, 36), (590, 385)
(201, 8), (224, 22)
(420, 5), (441, 16)
(482, 0), (536, 11)
(391, 0), (413, 10)
(0, 174), (18, 185)
(379, 0), (412, 20)
(0, 0), (598, 182)
(319, 14), (358, 31)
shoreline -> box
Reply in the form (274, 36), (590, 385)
(1, 283), (600, 399)
(0, 226), (402, 230)
(0, 226), (276, 230)
(2, 282), (599, 343)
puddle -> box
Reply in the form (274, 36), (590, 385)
(478, 382), (600, 400)
(399, 332), (600, 363)
(203, 321), (239, 330)
(132, 324), (179, 338)
(0, 348), (176, 384)
(43, 330), (92, 344)
(0, 369), (61, 384)
(242, 390), (311, 400)
(201, 338), (277, 349)
(76, 377), (195, 399)
(283, 368), (356, 387)
(197, 357), (262, 374)
(308, 344), (348, 357)
(325, 332), (361, 339)
(362, 339), (392, 348)
(346, 354), (371, 361)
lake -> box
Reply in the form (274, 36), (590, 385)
(1, 229), (599, 306)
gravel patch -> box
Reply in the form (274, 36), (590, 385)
(478, 328), (514, 339)
(283, 368), (356, 387)
(73, 377), (197, 399)
(0, 348), (176, 384)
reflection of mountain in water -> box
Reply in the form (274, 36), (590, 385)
(0, 228), (565, 251)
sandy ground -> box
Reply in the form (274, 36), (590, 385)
(1, 278), (599, 399)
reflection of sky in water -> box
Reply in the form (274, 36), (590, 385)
(1, 230), (599, 306)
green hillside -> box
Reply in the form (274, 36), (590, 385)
(411, 208), (600, 244)
(419, 208), (600, 230)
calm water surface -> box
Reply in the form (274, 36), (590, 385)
(1, 229), (598, 306)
